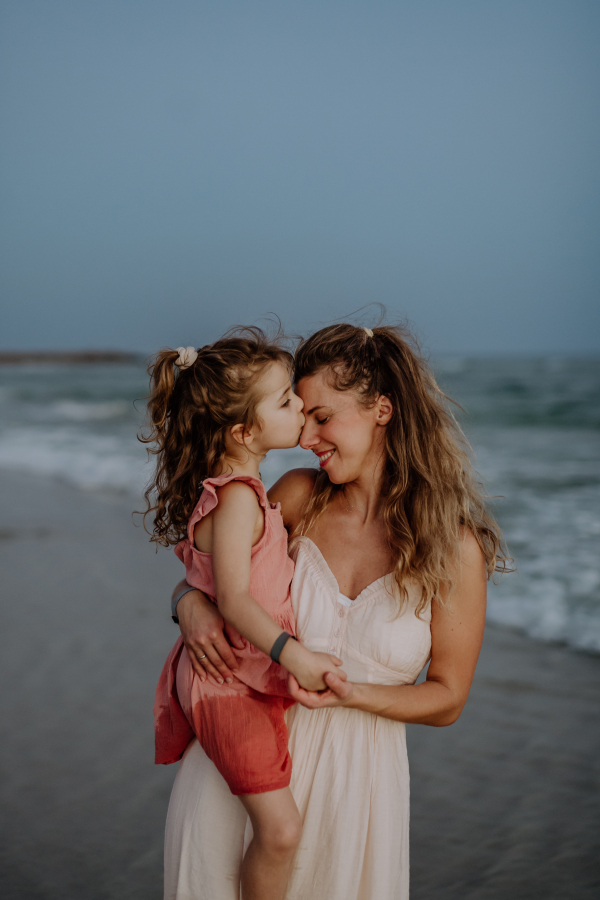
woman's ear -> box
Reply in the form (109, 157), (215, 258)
(230, 423), (255, 447)
(375, 395), (393, 426)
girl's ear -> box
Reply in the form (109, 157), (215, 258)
(230, 423), (255, 447)
(375, 395), (393, 426)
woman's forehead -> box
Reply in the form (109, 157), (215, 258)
(295, 370), (355, 408)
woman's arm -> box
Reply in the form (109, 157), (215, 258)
(288, 531), (487, 726)
(175, 584), (244, 684)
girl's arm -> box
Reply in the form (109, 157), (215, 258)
(175, 468), (317, 684)
(288, 531), (487, 726)
(212, 481), (344, 692)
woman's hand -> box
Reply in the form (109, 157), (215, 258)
(176, 585), (245, 685)
(287, 669), (354, 708)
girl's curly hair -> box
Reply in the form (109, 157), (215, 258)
(140, 326), (292, 546)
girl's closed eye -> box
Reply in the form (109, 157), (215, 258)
(282, 398), (291, 407)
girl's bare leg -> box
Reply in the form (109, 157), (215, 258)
(239, 787), (302, 900)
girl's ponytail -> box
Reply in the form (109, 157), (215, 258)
(146, 349), (181, 433)
(139, 328), (292, 547)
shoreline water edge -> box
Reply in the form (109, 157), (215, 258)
(0, 354), (598, 653)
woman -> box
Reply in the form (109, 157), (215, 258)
(164, 323), (507, 900)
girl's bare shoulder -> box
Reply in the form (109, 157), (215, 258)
(194, 480), (262, 552)
(268, 468), (318, 531)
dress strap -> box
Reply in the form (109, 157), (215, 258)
(187, 474), (268, 541)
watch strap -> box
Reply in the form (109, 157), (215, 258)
(270, 631), (296, 664)
(171, 584), (196, 624)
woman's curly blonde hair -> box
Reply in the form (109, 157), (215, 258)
(293, 322), (511, 614)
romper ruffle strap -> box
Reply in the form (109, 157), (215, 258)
(185, 474), (269, 542)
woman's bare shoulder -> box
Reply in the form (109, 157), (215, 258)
(267, 468), (318, 531)
(458, 526), (487, 572)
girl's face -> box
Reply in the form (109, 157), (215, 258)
(254, 361), (305, 451)
(295, 368), (392, 485)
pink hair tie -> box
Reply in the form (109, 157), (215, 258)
(175, 346), (198, 369)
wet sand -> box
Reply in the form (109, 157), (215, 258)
(0, 471), (598, 899)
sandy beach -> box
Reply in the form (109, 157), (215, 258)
(1, 470), (598, 900)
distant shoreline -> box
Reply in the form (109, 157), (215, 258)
(0, 350), (141, 365)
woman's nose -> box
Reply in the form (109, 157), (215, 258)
(299, 421), (318, 449)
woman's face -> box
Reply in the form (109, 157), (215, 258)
(295, 368), (392, 485)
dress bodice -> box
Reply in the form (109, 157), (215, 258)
(289, 537), (432, 685)
(164, 534), (433, 900)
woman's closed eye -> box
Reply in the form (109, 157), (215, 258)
(316, 416), (329, 425)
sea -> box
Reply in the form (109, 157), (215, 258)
(1, 356), (599, 653)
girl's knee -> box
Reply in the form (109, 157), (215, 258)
(259, 816), (302, 857)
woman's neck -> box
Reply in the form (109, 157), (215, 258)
(338, 434), (388, 521)
(338, 464), (386, 525)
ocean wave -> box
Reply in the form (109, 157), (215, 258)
(0, 427), (149, 493)
(488, 583), (600, 653)
(0, 357), (598, 654)
(0, 427), (315, 496)
(475, 425), (600, 653)
(49, 400), (131, 422)
(439, 357), (600, 430)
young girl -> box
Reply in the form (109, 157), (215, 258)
(143, 328), (345, 900)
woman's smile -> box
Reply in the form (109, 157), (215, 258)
(315, 448), (336, 467)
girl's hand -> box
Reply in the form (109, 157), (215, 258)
(280, 642), (347, 691)
(177, 587), (245, 685)
(288, 670), (355, 708)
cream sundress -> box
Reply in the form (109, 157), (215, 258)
(164, 536), (432, 900)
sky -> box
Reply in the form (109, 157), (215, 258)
(1, 0), (599, 355)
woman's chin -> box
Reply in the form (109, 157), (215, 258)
(321, 463), (344, 484)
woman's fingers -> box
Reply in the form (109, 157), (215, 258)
(224, 622), (247, 651)
(175, 588), (244, 685)
(289, 670), (353, 708)
(287, 675), (318, 706)
(189, 631), (241, 681)
(212, 632), (243, 671)
(186, 644), (207, 682)
(287, 674), (337, 708)
(181, 635), (234, 685)
(324, 670), (353, 699)
(195, 647), (228, 685)
(325, 656), (347, 679)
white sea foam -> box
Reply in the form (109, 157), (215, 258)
(49, 400), (131, 422)
(0, 358), (598, 653)
(472, 424), (600, 652)
(0, 427), (149, 493)
(0, 426), (312, 495)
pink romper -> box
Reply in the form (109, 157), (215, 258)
(154, 474), (296, 795)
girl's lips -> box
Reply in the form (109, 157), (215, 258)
(316, 449), (336, 467)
